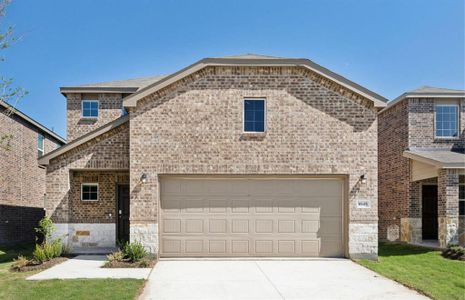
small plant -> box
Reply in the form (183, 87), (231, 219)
(35, 216), (55, 243)
(10, 255), (30, 271)
(123, 241), (148, 262)
(107, 250), (125, 262)
(33, 244), (47, 263)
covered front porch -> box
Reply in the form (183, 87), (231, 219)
(403, 150), (465, 248)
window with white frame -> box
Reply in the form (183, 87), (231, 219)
(37, 134), (44, 157)
(81, 183), (98, 201)
(460, 184), (465, 216)
(435, 104), (459, 138)
(243, 99), (265, 132)
(81, 100), (99, 118)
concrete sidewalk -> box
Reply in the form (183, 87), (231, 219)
(27, 255), (151, 280)
(139, 259), (428, 300)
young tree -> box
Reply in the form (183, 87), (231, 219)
(0, 0), (27, 150)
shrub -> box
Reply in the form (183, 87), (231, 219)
(11, 255), (30, 271)
(43, 239), (63, 259)
(107, 250), (125, 262)
(123, 241), (148, 262)
(35, 216), (55, 243)
(33, 244), (47, 263)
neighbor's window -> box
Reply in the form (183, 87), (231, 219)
(81, 100), (99, 118)
(81, 183), (98, 201)
(435, 104), (459, 138)
(460, 184), (465, 216)
(37, 134), (44, 157)
(244, 99), (265, 132)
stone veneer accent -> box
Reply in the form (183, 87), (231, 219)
(52, 223), (116, 249)
(130, 223), (158, 253)
(438, 169), (460, 247)
(129, 66), (380, 258)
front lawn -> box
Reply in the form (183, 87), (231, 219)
(0, 244), (145, 300)
(357, 243), (465, 300)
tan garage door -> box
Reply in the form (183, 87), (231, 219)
(160, 177), (344, 257)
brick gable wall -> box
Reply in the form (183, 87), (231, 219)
(129, 65), (379, 257)
(46, 122), (129, 223)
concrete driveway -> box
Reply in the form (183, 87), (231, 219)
(140, 259), (428, 300)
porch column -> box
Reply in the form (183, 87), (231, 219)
(438, 169), (460, 248)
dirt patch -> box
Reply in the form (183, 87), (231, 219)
(10, 257), (68, 272)
(103, 259), (156, 268)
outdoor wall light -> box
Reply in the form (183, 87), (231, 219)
(360, 174), (367, 184)
(140, 173), (148, 184)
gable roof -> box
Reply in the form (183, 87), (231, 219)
(38, 115), (128, 165)
(122, 55), (388, 108)
(0, 101), (66, 144)
(382, 86), (465, 112)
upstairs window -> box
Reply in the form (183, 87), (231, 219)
(37, 134), (44, 157)
(243, 99), (265, 133)
(81, 183), (98, 201)
(435, 104), (459, 138)
(82, 100), (99, 118)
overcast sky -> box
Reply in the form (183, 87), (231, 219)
(4, 0), (464, 138)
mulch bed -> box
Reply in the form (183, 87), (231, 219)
(11, 257), (68, 272)
(103, 259), (156, 268)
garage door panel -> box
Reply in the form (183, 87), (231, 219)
(160, 177), (344, 257)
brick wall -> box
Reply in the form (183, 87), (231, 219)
(66, 93), (124, 141)
(129, 66), (380, 256)
(408, 98), (465, 150)
(378, 100), (410, 240)
(69, 171), (129, 223)
(0, 106), (62, 244)
(46, 122), (129, 223)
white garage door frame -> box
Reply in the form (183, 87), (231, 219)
(157, 174), (349, 258)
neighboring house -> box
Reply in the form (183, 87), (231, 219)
(38, 54), (387, 259)
(0, 101), (66, 245)
(379, 87), (465, 248)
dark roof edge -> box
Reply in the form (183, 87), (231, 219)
(60, 87), (139, 94)
(123, 57), (388, 108)
(0, 101), (66, 144)
(380, 91), (465, 113)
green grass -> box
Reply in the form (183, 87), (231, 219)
(0, 243), (145, 300)
(357, 243), (465, 300)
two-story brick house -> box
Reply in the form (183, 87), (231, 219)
(39, 54), (387, 259)
(0, 101), (66, 245)
(379, 86), (465, 248)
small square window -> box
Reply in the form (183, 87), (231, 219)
(37, 134), (44, 157)
(243, 99), (265, 132)
(81, 183), (98, 201)
(82, 100), (99, 118)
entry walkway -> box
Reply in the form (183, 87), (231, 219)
(27, 255), (151, 280)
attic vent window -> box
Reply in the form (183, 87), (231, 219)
(82, 100), (99, 118)
(243, 99), (266, 133)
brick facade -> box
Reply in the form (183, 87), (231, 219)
(0, 105), (64, 245)
(128, 66), (380, 257)
(66, 93), (125, 141)
(44, 62), (382, 258)
(46, 122), (129, 223)
(379, 97), (465, 246)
